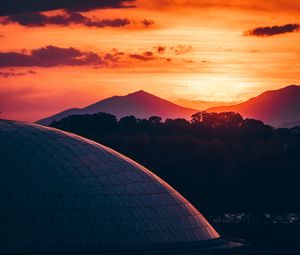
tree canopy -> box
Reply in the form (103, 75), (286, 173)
(51, 111), (300, 214)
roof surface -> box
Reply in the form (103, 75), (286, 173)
(0, 120), (221, 254)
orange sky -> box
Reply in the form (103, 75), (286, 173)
(1, 0), (300, 121)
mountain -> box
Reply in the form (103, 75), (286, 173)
(279, 120), (300, 128)
(37, 90), (198, 125)
(207, 85), (300, 127)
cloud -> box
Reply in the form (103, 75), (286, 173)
(141, 19), (155, 27)
(128, 50), (172, 62)
(0, 69), (37, 78)
(85, 18), (130, 28)
(244, 23), (300, 37)
(0, 45), (104, 67)
(129, 51), (154, 61)
(154, 45), (193, 55)
(0, 0), (135, 16)
(103, 51), (125, 63)
(1, 11), (131, 28)
(0, 45), (176, 68)
(156, 46), (166, 54)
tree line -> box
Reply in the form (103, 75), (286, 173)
(50, 112), (300, 214)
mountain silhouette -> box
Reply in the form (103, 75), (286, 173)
(37, 90), (198, 125)
(279, 120), (300, 128)
(207, 85), (300, 127)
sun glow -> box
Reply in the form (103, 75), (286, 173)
(1, 0), (300, 121)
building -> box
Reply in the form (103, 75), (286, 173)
(0, 119), (243, 254)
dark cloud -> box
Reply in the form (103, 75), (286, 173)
(0, 45), (174, 68)
(156, 46), (166, 54)
(153, 45), (193, 55)
(1, 11), (131, 28)
(141, 19), (155, 27)
(85, 18), (130, 27)
(0, 46), (103, 67)
(0, 0), (135, 16)
(129, 51), (155, 61)
(103, 51), (125, 63)
(0, 70), (37, 78)
(244, 23), (300, 37)
(128, 50), (172, 62)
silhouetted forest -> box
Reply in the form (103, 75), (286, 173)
(50, 112), (300, 214)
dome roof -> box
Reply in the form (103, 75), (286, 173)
(0, 120), (221, 254)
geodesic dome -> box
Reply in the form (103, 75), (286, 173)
(0, 119), (227, 254)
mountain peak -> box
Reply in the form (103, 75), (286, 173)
(37, 90), (198, 125)
(127, 90), (152, 97)
(281, 84), (300, 93)
(283, 84), (300, 89)
(266, 84), (300, 94)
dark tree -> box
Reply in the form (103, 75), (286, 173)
(50, 111), (300, 214)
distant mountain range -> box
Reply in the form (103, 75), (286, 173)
(37, 90), (198, 125)
(207, 85), (300, 127)
(37, 85), (300, 128)
(279, 120), (300, 129)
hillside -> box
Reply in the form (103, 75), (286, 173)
(208, 85), (300, 127)
(37, 90), (198, 125)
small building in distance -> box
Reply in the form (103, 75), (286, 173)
(0, 120), (243, 254)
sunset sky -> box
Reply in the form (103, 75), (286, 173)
(1, 0), (300, 121)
